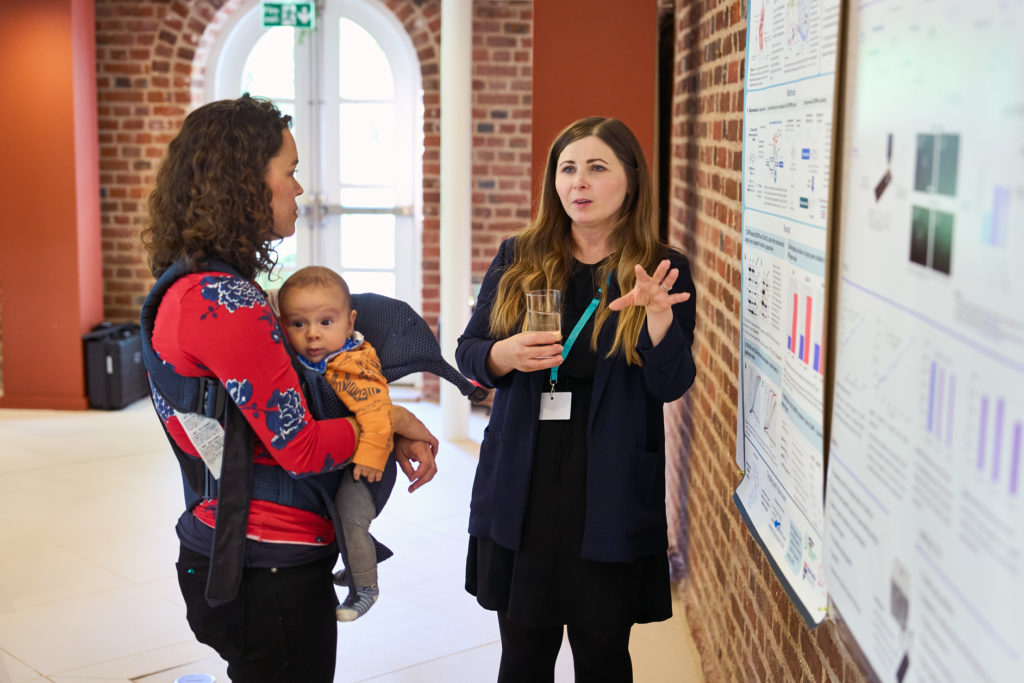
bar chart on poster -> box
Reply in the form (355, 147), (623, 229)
(735, 0), (839, 626)
(785, 273), (824, 375)
(824, 1), (1024, 681)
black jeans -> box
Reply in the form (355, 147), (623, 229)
(177, 545), (338, 682)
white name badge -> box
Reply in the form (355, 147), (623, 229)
(539, 391), (572, 420)
(175, 410), (225, 479)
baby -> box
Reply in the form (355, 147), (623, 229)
(278, 266), (393, 621)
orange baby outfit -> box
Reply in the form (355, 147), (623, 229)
(324, 335), (394, 471)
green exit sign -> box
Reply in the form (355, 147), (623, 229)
(262, 2), (316, 29)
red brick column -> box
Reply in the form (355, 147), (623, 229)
(469, 2), (533, 281)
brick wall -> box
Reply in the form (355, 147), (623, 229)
(92, 0), (532, 400)
(96, 0), (237, 321)
(663, 1), (867, 681)
(470, 2), (533, 280)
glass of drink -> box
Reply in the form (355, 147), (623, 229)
(526, 289), (561, 334)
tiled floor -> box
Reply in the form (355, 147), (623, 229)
(0, 398), (703, 682)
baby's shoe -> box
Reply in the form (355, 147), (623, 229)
(336, 584), (379, 622)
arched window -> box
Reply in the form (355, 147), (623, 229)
(204, 0), (422, 309)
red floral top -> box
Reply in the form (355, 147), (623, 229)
(151, 271), (357, 547)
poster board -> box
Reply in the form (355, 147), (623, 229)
(735, 0), (841, 626)
(823, 0), (1024, 680)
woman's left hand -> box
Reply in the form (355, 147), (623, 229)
(394, 435), (437, 492)
(608, 259), (691, 313)
(391, 405), (439, 492)
(391, 404), (438, 450)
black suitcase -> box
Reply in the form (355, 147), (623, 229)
(83, 322), (150, 409)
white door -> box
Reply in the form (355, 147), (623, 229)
(205, 0), (422, 308)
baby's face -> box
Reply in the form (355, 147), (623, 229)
(279, 284), (356, 363)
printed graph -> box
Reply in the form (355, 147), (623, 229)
(749, 380), (780, 444)
(786, 0), (811, 45)
(926, 360), (955, 447)
(767, 129), (785, 183)
(975, 394), (1022, 497)
(786, 276), (824, 374)
(746, 256), (768, 319)
(981, 185), (1010, 247)
(744, 364), (781, 446)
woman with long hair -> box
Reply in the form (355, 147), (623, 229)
(142, 94), (437, 681)
(456, 116), (697, 682)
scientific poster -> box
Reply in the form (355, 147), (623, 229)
(825, 1), (1024, 680)
(735, 0), (840, 625)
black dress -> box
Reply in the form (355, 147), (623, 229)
(466, 259), (671, 631)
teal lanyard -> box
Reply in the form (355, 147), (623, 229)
(549, 286), (602, 390)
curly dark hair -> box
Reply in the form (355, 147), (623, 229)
(142, 94), (293, 280)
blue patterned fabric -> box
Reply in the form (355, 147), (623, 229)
(225, 379), (253, 407)
(148, 378), (174, 421)
(264, 388), (307, 450)
(200, 276), (264, 312)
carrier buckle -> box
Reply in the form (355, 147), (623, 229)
(196, 377), (227, 419)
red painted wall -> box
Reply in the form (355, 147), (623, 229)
(531, 0), (657, 198)
(0, 0), (102, 409)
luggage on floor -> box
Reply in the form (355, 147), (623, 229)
(83, 322), (150, 409)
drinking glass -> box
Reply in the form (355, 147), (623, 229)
(526, 289), (561, 334)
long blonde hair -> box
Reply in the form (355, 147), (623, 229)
(488, 117), (664, 365)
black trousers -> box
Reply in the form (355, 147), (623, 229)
(496, 611), (633, 683)
(177, 545), (338, 682)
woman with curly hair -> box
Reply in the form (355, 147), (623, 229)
(142, 94), (438, 681)
(456, 116), (697, 682)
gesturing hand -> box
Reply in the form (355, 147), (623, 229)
(608, 259), (691, 314)
(608, 259), (691, 347)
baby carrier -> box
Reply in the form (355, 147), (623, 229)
(140, 259), (486, 606)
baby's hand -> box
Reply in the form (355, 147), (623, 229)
(352, 464), (384, 483)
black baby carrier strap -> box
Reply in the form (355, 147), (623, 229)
(141, 259), (258, 606)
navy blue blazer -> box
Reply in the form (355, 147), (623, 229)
(456, 238), (697, 563)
